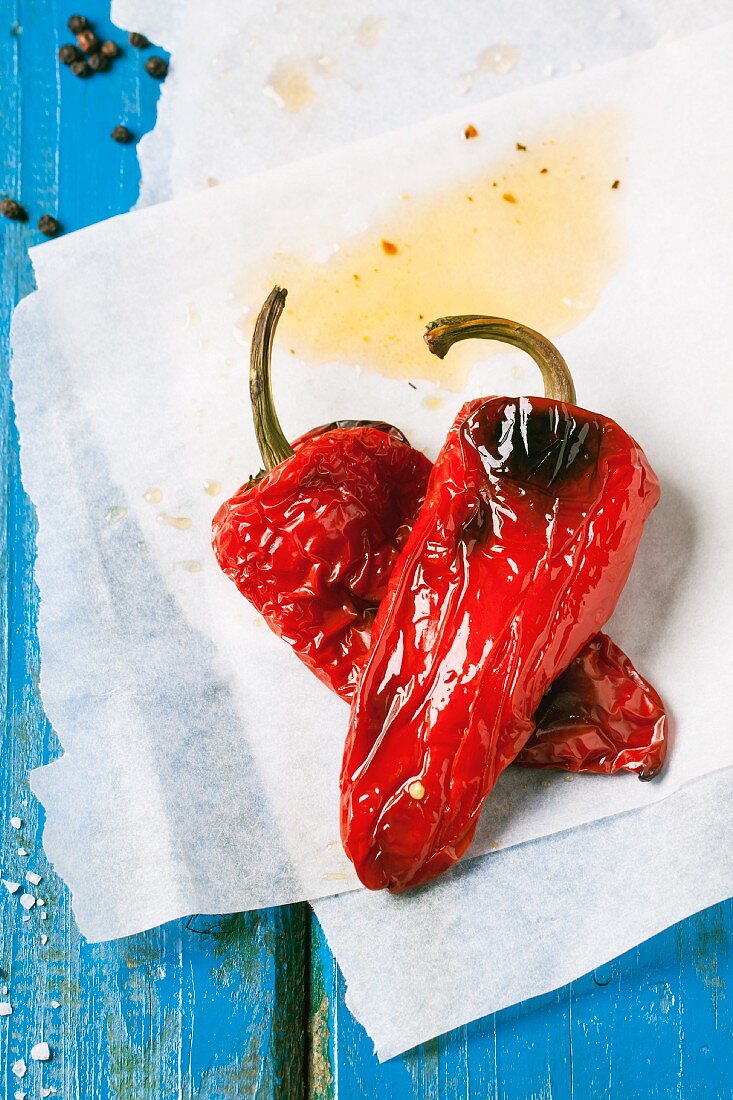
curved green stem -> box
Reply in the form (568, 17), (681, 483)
(250, 286), (295, 471)
(424, 315), (576, 404)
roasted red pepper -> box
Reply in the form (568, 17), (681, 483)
(214, 289), (666, 781)
(212, 287), (433, 700)
(341, 315), (661, 892)
(516, 632), (667, 779)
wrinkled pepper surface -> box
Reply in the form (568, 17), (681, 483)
(212, 287), (433, 700)
(341, 315), (660, 892)
(517, 632), (667, 779)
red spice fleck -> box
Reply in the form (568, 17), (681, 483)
(464, 124), (479, 140)
(502, 192), (517, 204)
(611, 179), (621, 189)
(381, 239), (398, 255)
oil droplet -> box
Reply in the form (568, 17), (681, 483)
(323, 871), (351, 881)
(247, 110), (626, 389)
(144, 487), (164, 504)
(422, 394), (443, 410)
(171, 560), (202, 573)
(186, 304), (200, 327)
(476, 42), (520, 76)
(355, 15), (383, 50)
(206, 177), (220, 188)
(105, 507), (127, 525)
(157, 513), (192, 531)
(264, 57), (317, 113)
(203, 479), (221, 496)
(326, 840), (342, 851)
(511, 364), (524, 379)
(456, 43), (520, 93)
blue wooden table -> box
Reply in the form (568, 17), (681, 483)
(1, 3), (731, 1096)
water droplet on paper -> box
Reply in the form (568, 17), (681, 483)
(105, 507), (127, 526)
(421, 394), (443, 410)
(171, 560), (202, 573)
(203, 479), (221, 496)
(185, 304), (200, 327)
(157, 514), (192, 531)
(561, 294), (594, 311)
(477, 43), (519, 75)
(264, 57), (317, 113)
(355, 15), (383, 50)
(144, 488), (163, 504)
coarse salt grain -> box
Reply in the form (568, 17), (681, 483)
(11, 1058), (26, 1078)
(40, 934), (48, 945)
(25, 872), (41, 886)
(17, 848), (28, 857)
(50, 1000), (60, 1009)
(30, 1042), (51, 1062)
(0, 1002), (12, 1015)
(14, 1091), (26, 1100)
(3, 880), (20, 894)
(9, 817), (21, 829)
(19, 894), (35, 910)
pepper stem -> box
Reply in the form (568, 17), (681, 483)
(424, 315), (576, 404)
(250, 286), (295, 471)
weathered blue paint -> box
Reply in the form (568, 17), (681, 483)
(1, 2), (731, 1097)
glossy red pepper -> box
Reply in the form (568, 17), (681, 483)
(516, 632), (667, 779)
(212, 287), (433, 700)
(214, 289), (666, 781)
(341, 315), (661, 892)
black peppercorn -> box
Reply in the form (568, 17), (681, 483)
(38, 215), (61, 237)
(67, 14), (90, 33)
(100, 39), (120, 58)
(128, 31), (150, 48)
(58, 43), (81, 65)
(70, 58), (91, 77)
(144, 55), (168, 79)
(110, 125), (135, 144)
(87, 51), (109, 72)
(76, 28), (98, 53)
(0, 198), (28, 222)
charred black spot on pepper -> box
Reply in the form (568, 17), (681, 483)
(467, 398), (602, 493)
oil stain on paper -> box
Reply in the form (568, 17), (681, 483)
(251, 109), (626, 388)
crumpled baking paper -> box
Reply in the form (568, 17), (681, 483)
(112, 0), (733, 207)
(11, 24), (733, 950)
(103, 0), (733, 1059)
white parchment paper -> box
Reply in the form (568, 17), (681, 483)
(11, 26), (733, 948)
(112, 0), (733, 206)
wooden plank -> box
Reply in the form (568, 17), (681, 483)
(0, 3), (308, 1097)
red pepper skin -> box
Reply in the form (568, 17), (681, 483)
(516, 633), (667, 779)
(340, 395), (660, 892)
(212, 426), (433, 700)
